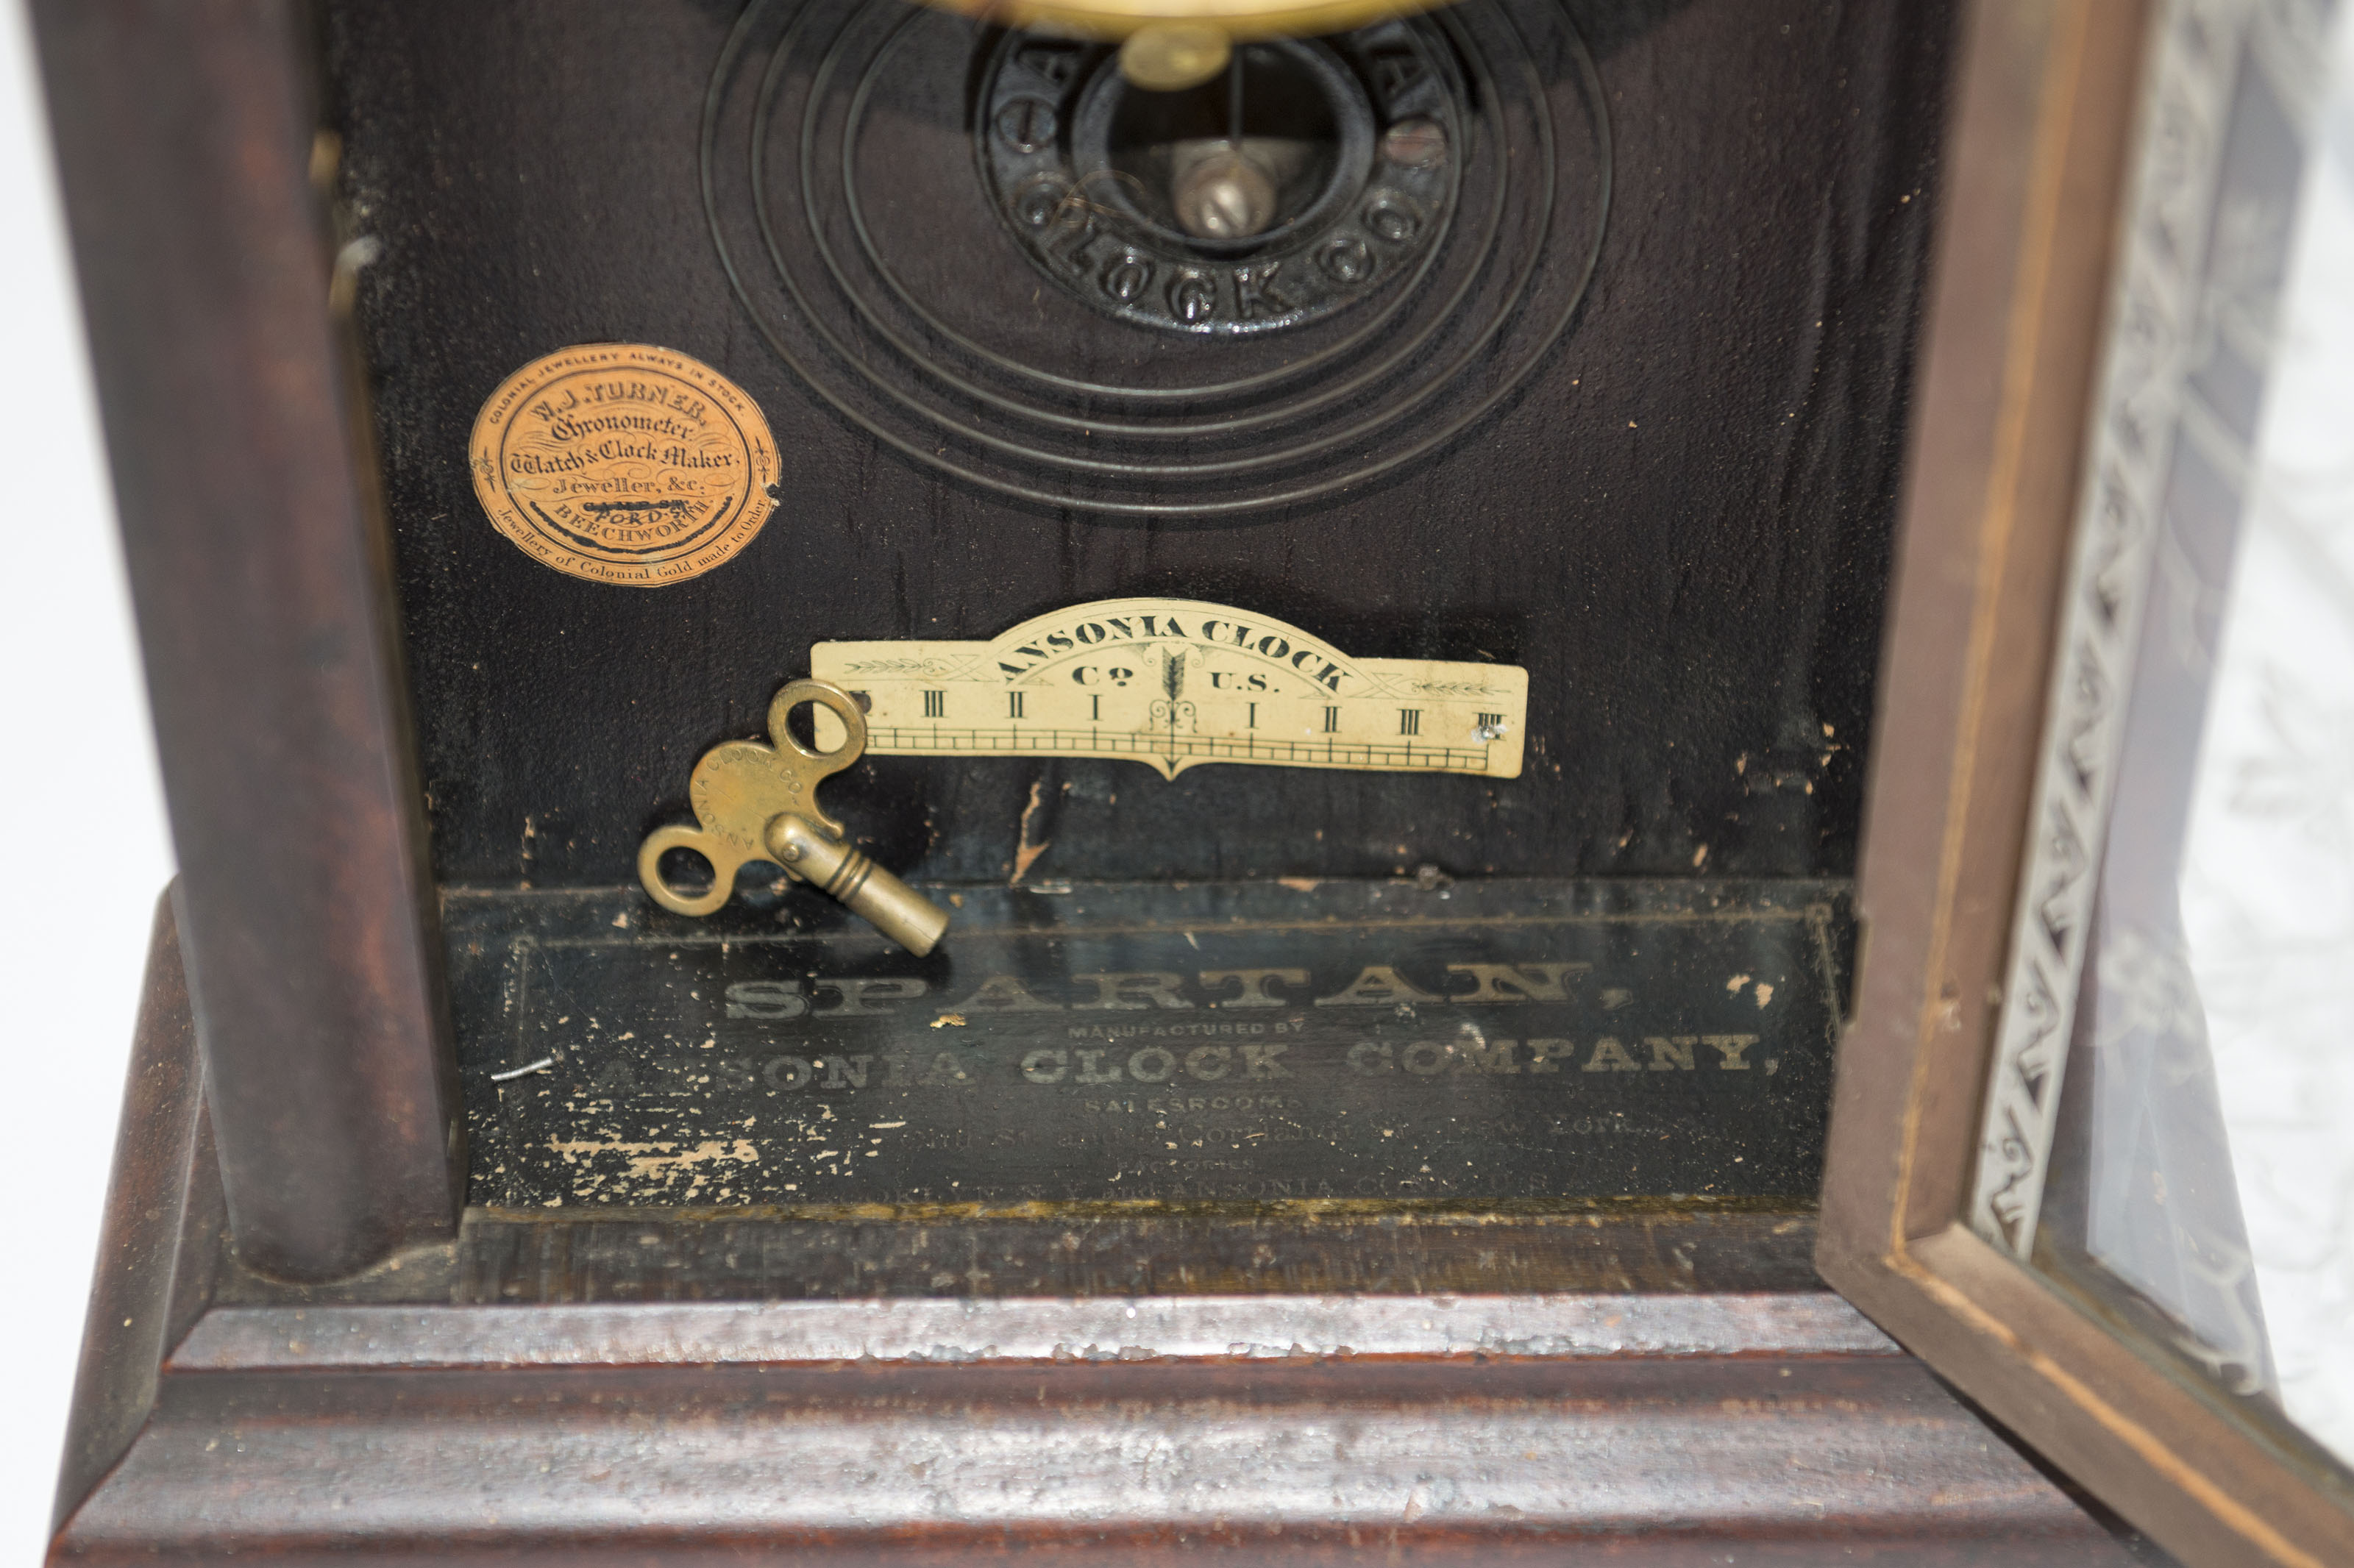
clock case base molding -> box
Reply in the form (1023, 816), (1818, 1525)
(51, 905), (2165, 1564)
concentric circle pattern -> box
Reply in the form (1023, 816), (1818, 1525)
(701, 0), (1608, 516)
(981, 28), (1459, 336)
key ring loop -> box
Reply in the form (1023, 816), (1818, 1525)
(767, 677), (867, 766)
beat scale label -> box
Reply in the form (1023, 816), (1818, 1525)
(811, 598), (1527, 780)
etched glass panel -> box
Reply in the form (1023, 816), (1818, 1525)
(2173, 14), (2354, 1454)
(1974, 0), (2354, 1473)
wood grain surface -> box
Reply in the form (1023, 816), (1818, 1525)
(44, 907), (2157, 1563)
(327, 0), (1955, 893)
(32, 0), (462, 1282)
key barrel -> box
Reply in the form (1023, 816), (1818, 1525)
(766, 811), (950, 956)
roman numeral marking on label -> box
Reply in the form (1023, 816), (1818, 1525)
(812, 598), (1527, 781)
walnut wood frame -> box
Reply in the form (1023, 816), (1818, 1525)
(33, 0), (462, 1285)
(51, 901), (2149, 1561)
(1814, 0), (2354, 1561)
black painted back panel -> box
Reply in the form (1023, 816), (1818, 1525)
(326, 0), (1952, 890)
(449, 879), (1851, 1208)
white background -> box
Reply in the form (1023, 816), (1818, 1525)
(0, 3), (177, 1562)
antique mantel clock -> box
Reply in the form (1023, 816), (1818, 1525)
(35, 0), (2354, 1558)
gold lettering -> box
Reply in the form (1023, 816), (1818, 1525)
(1703, 1034), (1757, 1070)
(1314, 966), (1443, 1007)
(1582, 1037), (1641, 1072)
(724, 980), (806, 1020)
(820, 1055), (872, 1088)
(1451, 1037), (1519, 1073)
(1526, 1038), (1575, 1074)
(1199, 968), (1309, 1007)
(1184, 1044), (1231, 1080)
(819, 977), (927, 1016)
(1646, 1036), (1697, 1071)
(950, 974), (1063, 1012)
(1445, 963), (1590, 1002)
(1400, 1041), (1448, 1075)
(1073, 972), (1195, 1011)
(1241, 1042), (1293, 1079)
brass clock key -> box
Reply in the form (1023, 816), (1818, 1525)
(637, 678), (950, 955)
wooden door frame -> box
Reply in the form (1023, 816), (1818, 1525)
(1816, 0), (2354, 1561)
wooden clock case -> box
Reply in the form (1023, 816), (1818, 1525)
(35, 0), (2181, 1558)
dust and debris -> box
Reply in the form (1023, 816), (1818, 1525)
(547, 1136), (761, 1199)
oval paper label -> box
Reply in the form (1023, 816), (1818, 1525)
(469, 343), (778, 586)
